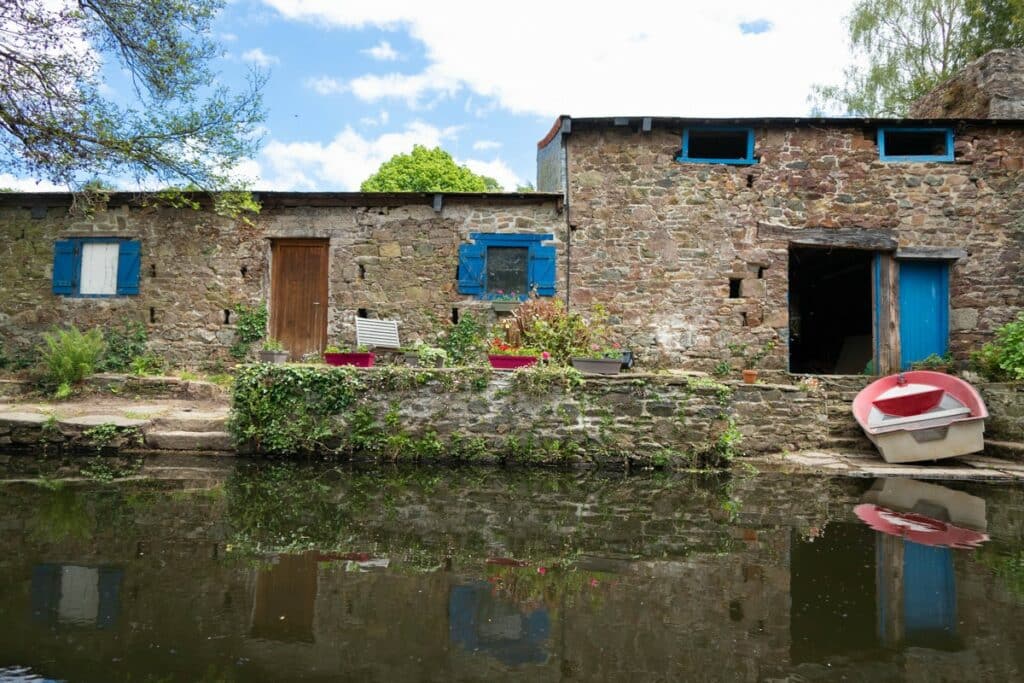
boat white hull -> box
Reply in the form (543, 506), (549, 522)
(866, 418), (985, 464)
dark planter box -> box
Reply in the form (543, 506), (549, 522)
(571, 358), (622, 375)
(488, 354), (538, 370)
(324, 352), (375, 368)
(258, 350), (289, 364)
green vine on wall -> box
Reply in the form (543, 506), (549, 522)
(230, 301), (268, 360)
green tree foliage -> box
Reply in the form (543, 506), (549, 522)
(0, 1), (265, 192)
(360, 145), (502, 192)
(812, 0), (1024, 116)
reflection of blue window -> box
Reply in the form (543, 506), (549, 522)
(901, 541), (957, 647)
(457, 233), (556, 298)
(449, 582), (550, 666)
(31, 564), (123, 629)
(677, 127), (756, 165)
(878, 128), (954, 162)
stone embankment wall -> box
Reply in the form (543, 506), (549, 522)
(564, 121), (1024, 370)
(229, 366), (828, 464)
(0, 194), (564, 364)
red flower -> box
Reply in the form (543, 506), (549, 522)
(537, 566), (547, 575)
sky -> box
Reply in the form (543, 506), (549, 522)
(4, 0), (860, 193)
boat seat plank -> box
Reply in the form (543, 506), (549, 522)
(874, 406), (971, 431)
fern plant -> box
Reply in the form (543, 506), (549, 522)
(40, 326), (105, 390)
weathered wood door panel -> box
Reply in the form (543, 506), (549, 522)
(270, 239), (328, 358)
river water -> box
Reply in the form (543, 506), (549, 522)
(0, 461), (1022, 682)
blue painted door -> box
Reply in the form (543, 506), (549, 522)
(899, 260), (949, 369)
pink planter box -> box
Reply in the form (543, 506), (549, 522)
(488, 354), (538, 370)
(324, 352), (375, 368)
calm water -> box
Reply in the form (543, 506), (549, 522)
(0, 460), (1023, 682)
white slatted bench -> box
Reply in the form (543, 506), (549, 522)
(355, 318), (401, 350)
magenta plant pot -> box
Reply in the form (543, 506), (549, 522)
(488, 354), (538, 370)
(324, 352), (375, 368)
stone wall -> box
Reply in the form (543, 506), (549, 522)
(0, 193), (565, 364)
(231, 367), (829, 462)
(565, 121), (1024, 370)
(979, 382), (1024, 441)
(910, 48), (1024, 119)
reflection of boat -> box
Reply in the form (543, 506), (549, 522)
(854, 478), (989, 549)
(852, 371), (988, 463)
(856, 479), (990, 651)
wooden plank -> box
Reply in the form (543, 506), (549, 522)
(758, 224), (898, 251)
(895, 247), (967, 261)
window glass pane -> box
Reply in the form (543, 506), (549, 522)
(79, 242), (119, 294)
(688, 129), (749, 160)
(883, 130), (949, 157)
(486, 247), (528, 295)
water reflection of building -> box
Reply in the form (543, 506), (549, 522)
(30, 564), (123, 629)
(448, 581), (550, 666)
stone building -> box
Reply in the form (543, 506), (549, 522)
(2, 51), (1024, 374)
(0, 192), (564, 363)
(538, 62), (1024, 373)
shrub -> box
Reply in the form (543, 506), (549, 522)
(972, 313), (1024, 381)
(503, 299), (597, 365)
(39, 327), (105, 388)
(99, 318), (148, 372)
(439, 311), (487, 365)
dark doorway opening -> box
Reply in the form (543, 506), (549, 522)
(789, 247), (873, 374)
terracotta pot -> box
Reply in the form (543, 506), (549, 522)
(488, 354), (538, 370)
(324, 352), (375, 368)
(742, 369), (758, 384)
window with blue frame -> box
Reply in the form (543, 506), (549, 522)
(677, 127), (756, 165)
(878, 128), (954, 162)
(457, 233), (556, 298)
(52, 238), (141, 297)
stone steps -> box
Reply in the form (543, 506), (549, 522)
(983, 440), (1024, 463)
(821, 436), (875, 453)
(149, 410), (229, 433)
(143, 430), (234, 452)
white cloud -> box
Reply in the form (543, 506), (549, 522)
(461, 158), (520, 191)
(241, 47), (279, 67)
(472, 140), (501, 151)
(248, 121), (461, 190)
(362, 40), (399, 61)
(263, 0), (859, 117)
(358, 110), (391, 126)
(349, 65), (460, 108)
(305, 75), (346, 95)
(220, 32), (239, 42)
(0, 174), (65, 192)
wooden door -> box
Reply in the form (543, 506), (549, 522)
(898, 260), (949, 370)
(270, 239), (328, 358)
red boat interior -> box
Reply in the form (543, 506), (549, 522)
(872, 388), (945, 417)
(853, 371), (989, 427)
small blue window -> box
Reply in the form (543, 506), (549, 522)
(878, 128), (954, 162)
(52, 238), (141, 297)
(677, 127), (755, 165)
(457, 233), (556, 298)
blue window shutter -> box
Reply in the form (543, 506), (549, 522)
(52, 240), (77, 295)
(529, 244), (557, 296)
(116, 240), (141, 295)
(457, 242), (485, 294)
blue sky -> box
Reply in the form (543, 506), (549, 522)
(3, 0), (859, 192)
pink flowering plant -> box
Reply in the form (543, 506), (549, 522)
(487, 337), (544, 357)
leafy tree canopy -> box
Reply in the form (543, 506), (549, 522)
(0, 0), (265, 194)
(360, 145), (502, 192)
(811, 0), (1024, 116)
